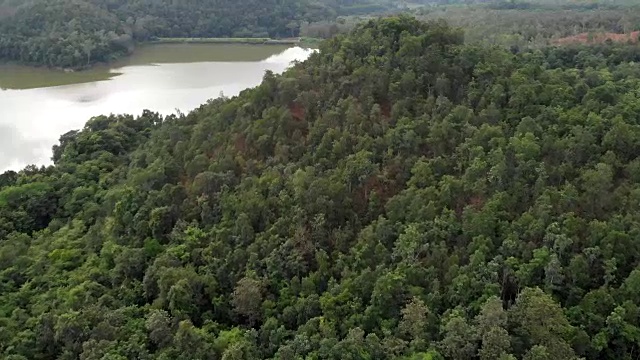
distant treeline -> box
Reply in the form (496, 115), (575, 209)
(418, 2), (640, 48)
(305, 0), (640, 50)
(0, 0), (398, 69)
(5, 0), (636, 69)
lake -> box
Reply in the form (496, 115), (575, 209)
(0, 44), (314, 171)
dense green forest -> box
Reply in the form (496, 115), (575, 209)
(3, 14), (640, 359)
(302, 1), (640, 48)
(2, 0), (638, 68)
(0, 0), (396, 68)
(417, 2), (640, 48)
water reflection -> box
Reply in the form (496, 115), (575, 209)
(0, 45), (314, 171)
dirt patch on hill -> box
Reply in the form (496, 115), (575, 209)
(554, 31), (640, 45)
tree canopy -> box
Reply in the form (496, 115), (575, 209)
(0, 0), (396, 68)
(3, 14), (640, 360)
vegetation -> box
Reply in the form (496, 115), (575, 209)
(5, 0), (637, 69)
(3, 14), (640, 359)
(301, 1), (640, 50)
(149, 38), (306, 45)
(0, 0), (131, 69)
(417, 2), (640, 49)
(0, 0), (399, 69)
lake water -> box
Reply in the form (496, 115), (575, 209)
(0, 44), (314, 171)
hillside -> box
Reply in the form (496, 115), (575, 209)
(417, 2), (640, 49)
(2, 15), (640, 359)
(0, 0), (396, 69)
(299, 1), (640, 52)
(554, 31), (640, 45)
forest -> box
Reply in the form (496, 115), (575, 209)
(3, 0), (640, 68)
(3, 13), (640, 360)
(0, 0), (399, 69)
(301, 1), (640, 48)
(417, 2), (640, 49)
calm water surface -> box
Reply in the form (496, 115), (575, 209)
(0, 44), (313, 171)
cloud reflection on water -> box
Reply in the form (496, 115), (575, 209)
(0, 46), (314, 172)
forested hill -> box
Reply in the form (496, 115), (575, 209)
(0, 0), (316, 68)
(0, 0), (393, 69)
(3, 15), (640, 360)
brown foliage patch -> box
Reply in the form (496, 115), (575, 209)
(380, 100), (392, 119)
(354, 174), (401, 216)
(554, 31), (640, 45)
(469, 195), (485, 208)
(289, 102), (306, 121)
(234, 134), (247, 154)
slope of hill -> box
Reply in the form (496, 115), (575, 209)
(417, 3), (640, 48)
(0, 0), (131, 68)
(2, 15), (640, 360)
(0, 0), (398, 69)
(554, 31), (640, 45)
(0, 0), (321, 69)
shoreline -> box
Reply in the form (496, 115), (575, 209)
(1, 38), (322, 72)
(150, 37), (322, 47)
(151, 37), (296, 45)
